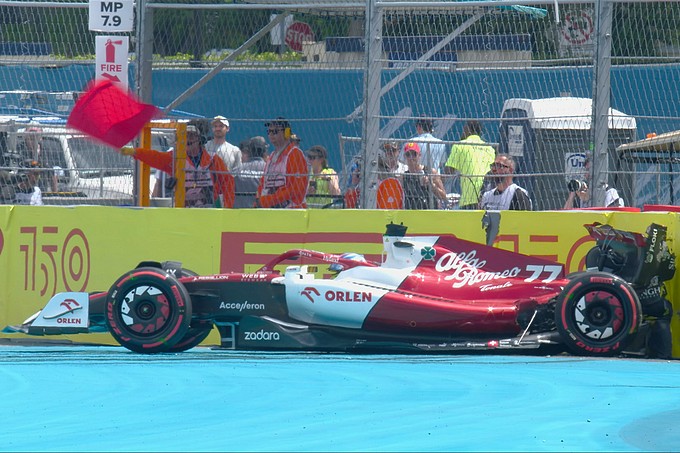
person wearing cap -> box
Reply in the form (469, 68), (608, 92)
(257, 117), (308, 208)
(378, 140), (407, 181)
(232, 136), (268, 208)
(120, 125), (234, 208)
(445, 120), (495, 209)
(306, 145), (340, 208)
(14, 159), (44, 205)
(406, 115), (448, 175)
(402, 142), (446, 210)
(206, 116), (241, 170)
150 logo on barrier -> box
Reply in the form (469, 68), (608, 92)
(18, 226), (91, 297)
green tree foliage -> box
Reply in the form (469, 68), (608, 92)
(1, 3), (680, 64)
(153, 9), (274, 59)
(612, 2), (680, 59)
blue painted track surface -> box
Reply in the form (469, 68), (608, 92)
(1, 345), (680, 452)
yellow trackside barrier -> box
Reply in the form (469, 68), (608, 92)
(0, 207), (678, 356)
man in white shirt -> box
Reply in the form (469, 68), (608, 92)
(480, 154), (532, 211)
(378, 141), (407, 181)
(205, 115), (241, 170)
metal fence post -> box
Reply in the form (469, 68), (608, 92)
(360, 0), (382, 210)
(592, 0), (613, 208)
(133, 0), (154, 206)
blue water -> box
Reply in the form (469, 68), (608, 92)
(1, 346), (679, 452)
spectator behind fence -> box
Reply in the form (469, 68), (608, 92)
(563, 154), (624, 209)
(120, 125), (234, 208)
(233, 136), (268, 208)
(402, 142), (446, 210)
(344, 157), (362, 208)
(238, 138), (251, 157)
(445, 120), (495, 209)
(206, 115), (241, 170)
(407, 115), (448, 174)
(480, 154), (532, 211)
(14, 159), (44, 205)
(344, 156), (361, 192)
(307, 145), (341, 208)
(378, 141), (407, 181)
(257, 118), (308, 208)
(152, 143), (173, 199)
(17, 126), (58, 192)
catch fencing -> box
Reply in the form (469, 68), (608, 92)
(0, 0), (678, 209)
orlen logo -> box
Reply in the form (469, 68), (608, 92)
(42, 298), (82, 319)
(56, 317), (83, 324)
(301, 287), (321, 302)
(325, 290), (372, 302)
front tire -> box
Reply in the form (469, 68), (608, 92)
(555, 272), (641, 357)
(168, 324), (213, 352)
(106, 267), (192, 353)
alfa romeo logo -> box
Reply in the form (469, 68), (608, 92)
(421, 246), (436, 261)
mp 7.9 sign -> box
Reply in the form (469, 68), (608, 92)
(89, 0), (134, 32)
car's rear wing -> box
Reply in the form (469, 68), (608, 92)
(585, 223), (676, 286)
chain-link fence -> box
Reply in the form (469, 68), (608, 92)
(0, 0), (678, 209)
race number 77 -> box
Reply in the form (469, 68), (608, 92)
(524, 265), (562, 282)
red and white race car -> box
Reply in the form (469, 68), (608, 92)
(5, 222), (675, 357)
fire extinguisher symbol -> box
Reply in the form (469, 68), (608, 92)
(105, 39), (123, 63)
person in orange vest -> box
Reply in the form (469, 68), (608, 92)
(256, 118), (308, 208)
(120, 125), (234, 208)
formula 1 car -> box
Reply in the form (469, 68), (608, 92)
(4, 222), (676, 357)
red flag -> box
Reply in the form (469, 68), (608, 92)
(67, 79), (160, 148)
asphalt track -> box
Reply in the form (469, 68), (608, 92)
(1, 345), (680, 452)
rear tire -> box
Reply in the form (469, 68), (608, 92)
(555, 272), (641, 357)
(106, 267), (192, 353)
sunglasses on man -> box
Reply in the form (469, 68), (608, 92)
(490, 162), (510, 170)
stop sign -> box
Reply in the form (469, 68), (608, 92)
(285, 21), (314, 52)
